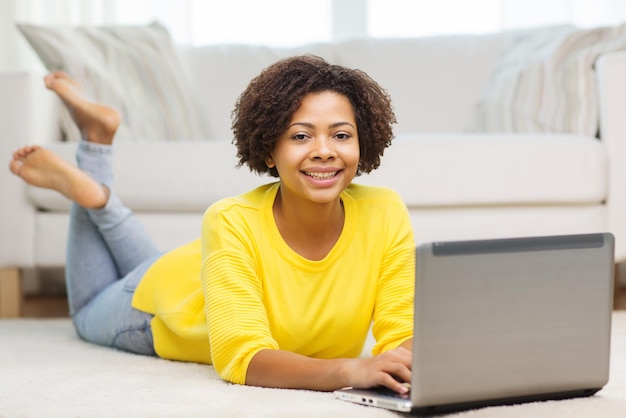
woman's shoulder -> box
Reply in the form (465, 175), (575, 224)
(344, 183), (413, 245)
(204, 182), (279, 217)
(344, 183), (404, 205)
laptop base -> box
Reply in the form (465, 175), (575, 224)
(336, 386), (600, 415)
(410, 387), (601, 416)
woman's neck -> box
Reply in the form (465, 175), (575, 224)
(272, 190), (345, 261)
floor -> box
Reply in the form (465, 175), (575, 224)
(22, 295), (69, 318)
(19, 286), (626, 318)
(617, 288), (626, 310)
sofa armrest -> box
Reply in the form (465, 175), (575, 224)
(596, 52), (626, 261)
(0, 73), (60, 268)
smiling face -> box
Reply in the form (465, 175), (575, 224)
(266, 91), (360, 207)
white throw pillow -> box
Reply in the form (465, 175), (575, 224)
(18, 21), (211, 142)
(469, 23), (626, 137)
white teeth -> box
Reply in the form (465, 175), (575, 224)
(306, 171), (337, 180)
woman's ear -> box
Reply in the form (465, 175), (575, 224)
(265, 155), (275, 168)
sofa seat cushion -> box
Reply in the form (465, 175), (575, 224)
(28, 134), (607, 212)
(358, 133), (607, 207)
(27, 141), (269, 212)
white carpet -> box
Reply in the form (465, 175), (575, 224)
(1, 313), (625, 417)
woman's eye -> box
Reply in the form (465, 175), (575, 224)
(335, 133), (351, 140)
(292, 133), (308, 141)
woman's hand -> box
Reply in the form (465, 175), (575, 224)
(340, 347), (412, 394)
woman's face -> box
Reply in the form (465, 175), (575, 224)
(267, 91), (360, 206)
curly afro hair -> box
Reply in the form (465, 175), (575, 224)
(231, 55), (396, 177)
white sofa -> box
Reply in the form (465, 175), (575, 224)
(2, 25), (626, 317)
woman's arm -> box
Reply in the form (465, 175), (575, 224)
(246, 345), (412, 394)
(400, 338), (412, 351)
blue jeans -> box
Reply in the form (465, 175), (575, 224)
(65, 140), (162, 355)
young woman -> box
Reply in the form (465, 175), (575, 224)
(9, 55), (415, 394)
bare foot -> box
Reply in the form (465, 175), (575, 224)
(9, 145), (109, 209)
(44, 71), (121, 145)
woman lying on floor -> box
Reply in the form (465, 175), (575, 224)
(8, 55), (414, 394)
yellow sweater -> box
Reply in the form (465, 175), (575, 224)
(132, 183), (415, 385)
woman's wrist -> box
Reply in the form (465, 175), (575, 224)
(336, 357), (360, 389)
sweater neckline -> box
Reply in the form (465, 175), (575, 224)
(262, 182), (357, 268)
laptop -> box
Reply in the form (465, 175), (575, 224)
(335, 233), (614, 414)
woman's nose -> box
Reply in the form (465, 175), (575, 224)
(310, 137), (336, 160)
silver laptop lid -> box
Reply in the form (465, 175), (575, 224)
(412, 233), (614, 408)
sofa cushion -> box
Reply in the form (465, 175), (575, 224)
(179, 44), (335, 141)
(28, 134), (606, 212)
(17, 21), (210, 142)
(332, 34), (507, 135)
(469, 23), (626, 136)
(358, 133), (607, 207)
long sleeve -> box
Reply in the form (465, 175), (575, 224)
(201, 202), (280, 384)
(371, 202), (415, 354)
